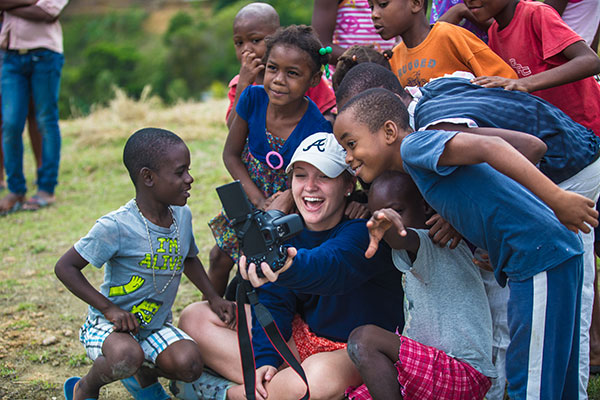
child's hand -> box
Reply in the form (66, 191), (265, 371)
(252, 194), (269, 211)
(471, 76), (529, 92)
(426, 214), (462, 249)
(255, 365), (278, 400)
(208, 296), (237, 329)
(549, 190), (599, 234)
(345, 201), (370, 219)
(473, 251), (494, 272)
(265, 190), (295, 214)
(239, 50), (265, 87)
(366, 209), (407, 258)
(103, 304), (140, 334)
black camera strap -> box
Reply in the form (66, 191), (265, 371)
(236, 277), (310, 400)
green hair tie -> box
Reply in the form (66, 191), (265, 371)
(319, 46), (332, 56)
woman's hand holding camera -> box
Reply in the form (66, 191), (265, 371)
(239, 247), (298, 287)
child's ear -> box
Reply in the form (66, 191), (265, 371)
(382, 120), (400, 145)
(310, 70), (322, 88)
(410, 0), (425, 13)
(140, 167), (154, 188)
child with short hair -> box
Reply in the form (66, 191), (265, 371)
(334, 88), (598, 399)
(345, 171), (496, 400)
(209, 25), (334, 296)
(226, 3), (335, 128)
(55, 128), (234, 400)
(466, 0), (600, 136)
(369, 0), (517, 87)
(331, 44), (391, 91)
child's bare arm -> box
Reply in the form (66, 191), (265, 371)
(429, 123), (548, 164)
(226, 52), (265, 129)
(544, 0), (568, 15)
(472, 41), (600, 92)
(312, 0), (346, 64)
(437, 3), (493, 32)
(55, 247), (139, 333)
(366, 208), (420, 258)
(438, 132), (598, 233)
(183, 257), (235, 326)
(223, 116), (268, 208)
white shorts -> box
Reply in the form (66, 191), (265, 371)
(79, 315), (194, 364)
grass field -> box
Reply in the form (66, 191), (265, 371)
(1, 91), (600, 399)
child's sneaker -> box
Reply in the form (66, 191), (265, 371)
(169, 369), (234, 400)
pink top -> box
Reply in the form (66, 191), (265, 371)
(488, 0), (600, 136)
(333, 0), (397, 51)
(0, 0), (68, 54)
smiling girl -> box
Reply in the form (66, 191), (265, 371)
(208, 25), (333, 296)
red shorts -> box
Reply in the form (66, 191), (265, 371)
(345, 335), (491, 400)
(292, 315), (347, 362)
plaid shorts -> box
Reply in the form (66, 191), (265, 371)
(344, 335), (491, 400)
(79, 316), (194, 364)
(291, 315), (347, 362)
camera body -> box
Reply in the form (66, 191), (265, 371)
(216, 181), (303, 277)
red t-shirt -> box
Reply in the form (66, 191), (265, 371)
(226, 75), (337, 121)
(488, 0), (600, 136)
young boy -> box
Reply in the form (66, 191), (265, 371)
(368, 0), (516, 87)
(226, 2), (335, 129)
(55, 128), (235, 400)
(466, 0), (600, 136)
(334, 88), (598, 399)
(345, 171), (496, 399)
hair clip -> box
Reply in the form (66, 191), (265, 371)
(352, 54), (357, 62)
(319, 47), (333, 79)
(319, 46), (333, 56)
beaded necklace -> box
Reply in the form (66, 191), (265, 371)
(133, 199), (181, 295)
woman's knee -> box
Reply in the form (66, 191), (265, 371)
(179, 301), (216, 333)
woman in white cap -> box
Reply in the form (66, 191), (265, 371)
(173, 132), (404, 400)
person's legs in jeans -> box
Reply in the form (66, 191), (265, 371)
(0, 51), (30, 211)
(28, 49), (63, 204)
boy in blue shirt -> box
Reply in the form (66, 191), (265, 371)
(333, 88), (598, 399)
(55, 128), (234, 400)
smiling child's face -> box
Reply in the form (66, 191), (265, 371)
(334, 110), (396, 184)
(463, 0), (515, 24)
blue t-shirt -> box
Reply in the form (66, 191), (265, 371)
(251, 218), (404, 368)
(414, 77), (600, 184)
(236, 85), (333, 169)
(401, 129), (583, 286)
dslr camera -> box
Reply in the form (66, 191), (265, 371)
(216, 181), (303, 277)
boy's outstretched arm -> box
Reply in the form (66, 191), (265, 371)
(430, 123), (548, 164)
(55, 247), (139, 333)
(183, 257), (236, 326)
(365, 208), (420, 258)
(472, 41), (600, 92)
(439, 132), (598, 233)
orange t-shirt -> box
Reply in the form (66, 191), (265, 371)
(389, 22), (517, 87)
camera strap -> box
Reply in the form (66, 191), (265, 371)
(236, 277), (310, 400)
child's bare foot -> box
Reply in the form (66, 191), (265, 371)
(0, 192), (25, 215)
(21, 190), (55, 211)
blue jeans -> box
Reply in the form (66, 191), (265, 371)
(1, 49), (63, 195)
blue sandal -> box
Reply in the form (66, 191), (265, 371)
(121, 376), (170, 400)
(63, 377), (96, 400)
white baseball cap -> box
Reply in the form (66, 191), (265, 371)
(286, 132), (354, 178)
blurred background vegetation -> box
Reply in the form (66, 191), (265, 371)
(59, 0), (313, 118)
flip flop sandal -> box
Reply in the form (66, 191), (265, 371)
(63, 376), (96, 400)
(0, 200), (22, 216)
(22, 194), (53, 211)
(121, 376), (170, 400)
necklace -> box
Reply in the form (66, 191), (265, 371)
(133, 199), (181, 295)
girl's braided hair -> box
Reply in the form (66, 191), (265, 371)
(332, 45), (392, 91)
(263, 25), (328, 74)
